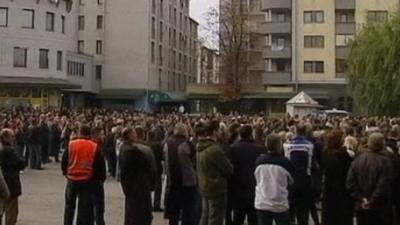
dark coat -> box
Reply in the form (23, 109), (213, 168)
(119, 142), (153, 197)
(321, 148), (354, 225)
(50, 124), (61, 155)
(227, 139), (266, 209)
(346, 150), (392, 210)
(0, 144), (26, 198)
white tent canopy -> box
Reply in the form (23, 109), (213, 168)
(286, 91), (321, 117)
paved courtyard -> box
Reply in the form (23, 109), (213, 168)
(17, 163), (166, 225)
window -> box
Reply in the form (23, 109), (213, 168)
(151, 17), (156, 39)
(46, 12), (55, 31)
(304, 36), (324, 48)
(57, 51), (63, 71)
(0, 7), (8, 27)
(276, 60), (285, 72)
(39, 49), (49, 69)
(61, 15), (65, 33)
(304, 61), (324, 73)
(336, 59), (347, 73)
(304, 11), (324, 23)
(79, 0), (85, 5)
(160, 21), (163, 42)
(98, 0), (104, 5)
(367, 11), (388, 23)
(97, 15), (103, 29)
(336, 10), (355, 23)
(67, 61), (85, 77)
(21, 9), (34, 29)
(96, 40), (102, 54)
(159, 45), (163, 66)
(78, 16), (85, 30)
(151, 42), (155, 64)
(78, 40), (84, 53)
(96, 65), (102, 79)
(159, 69), (162, 89)
(336, 34), (354, 46)
(13, 47), (27, 67)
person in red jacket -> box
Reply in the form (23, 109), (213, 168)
(61, 124), (106, 225)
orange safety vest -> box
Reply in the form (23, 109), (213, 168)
(67, 138), (98, 181)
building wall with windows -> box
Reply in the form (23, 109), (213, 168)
(0, 0), (77, 80)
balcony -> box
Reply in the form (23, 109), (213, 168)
(336, 0), (355, 9)
(249, 61), (266, 71)
(263, 71), (292, 84)
(336, 47), (350, 59)
(336, 73), (347, 79)
(261, 0), (291, 11)
(262, 21), (291, 34)
(336, 23), (356, 34)
(263, 46), (291, 59)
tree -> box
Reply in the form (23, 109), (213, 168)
(348, 11), (400, 115)
(205, 0), (250, 101)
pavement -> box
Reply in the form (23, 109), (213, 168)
(17, 163), (166, 225)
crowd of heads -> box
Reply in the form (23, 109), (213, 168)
(0, 107), (400, 154)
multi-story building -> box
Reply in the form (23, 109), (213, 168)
(188, 0), (397, 114)
(77, 0), (198, 110)
(0, 0), (98, 108)
(197, 46), (220, 84)
(259, 0), (398, 112)
(0, 0), (198, 110)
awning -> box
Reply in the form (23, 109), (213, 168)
(0, 76), (80, 89)
(149, 90), (187, 103)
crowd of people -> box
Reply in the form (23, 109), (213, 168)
(0, 107), (400, 225)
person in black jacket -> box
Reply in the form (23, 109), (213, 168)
(38, 116), (50, 164)
(227, 125), (266, 225)
(0, 128), (26, 225)
(119, 127), (153, 225)
(147, 129), (164, 212)
(321, 129), (354, 225)
(347, 132), (393, 225)
(28, 119), (42, 170)
(91, 127), (107, 225)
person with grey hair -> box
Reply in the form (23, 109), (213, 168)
(347, 132), (393, 225)
(0, 128), (25, 225)
(164, 123), (198, 225)
(254, 134), (294, 225)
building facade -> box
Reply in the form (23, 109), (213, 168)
(188, 0), (397, 114)
(76, 0), (198, 110)
(197, 46), (220, 84)
(0, 0), (198, 110)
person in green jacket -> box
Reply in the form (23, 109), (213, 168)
(197, 120), (233, 225)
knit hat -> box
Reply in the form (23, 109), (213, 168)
(367, 132), (385, 152)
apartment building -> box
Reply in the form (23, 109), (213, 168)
(197, 46), (220, 84)
(258, 0), (398, 112)
(76, 0), (198, 109)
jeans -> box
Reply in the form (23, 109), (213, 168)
(200, 194), (227, 225)
(168, 186), (199, 225)
(0, 197), (19, 225)
(93, 182), (106, 225)
(64, 180), (94, 225)
(257, 210), (290, 225)
(28, 144), (42, 169)
(124, 193), (153, 225)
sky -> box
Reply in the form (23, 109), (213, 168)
(190, 0), (219, 46)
